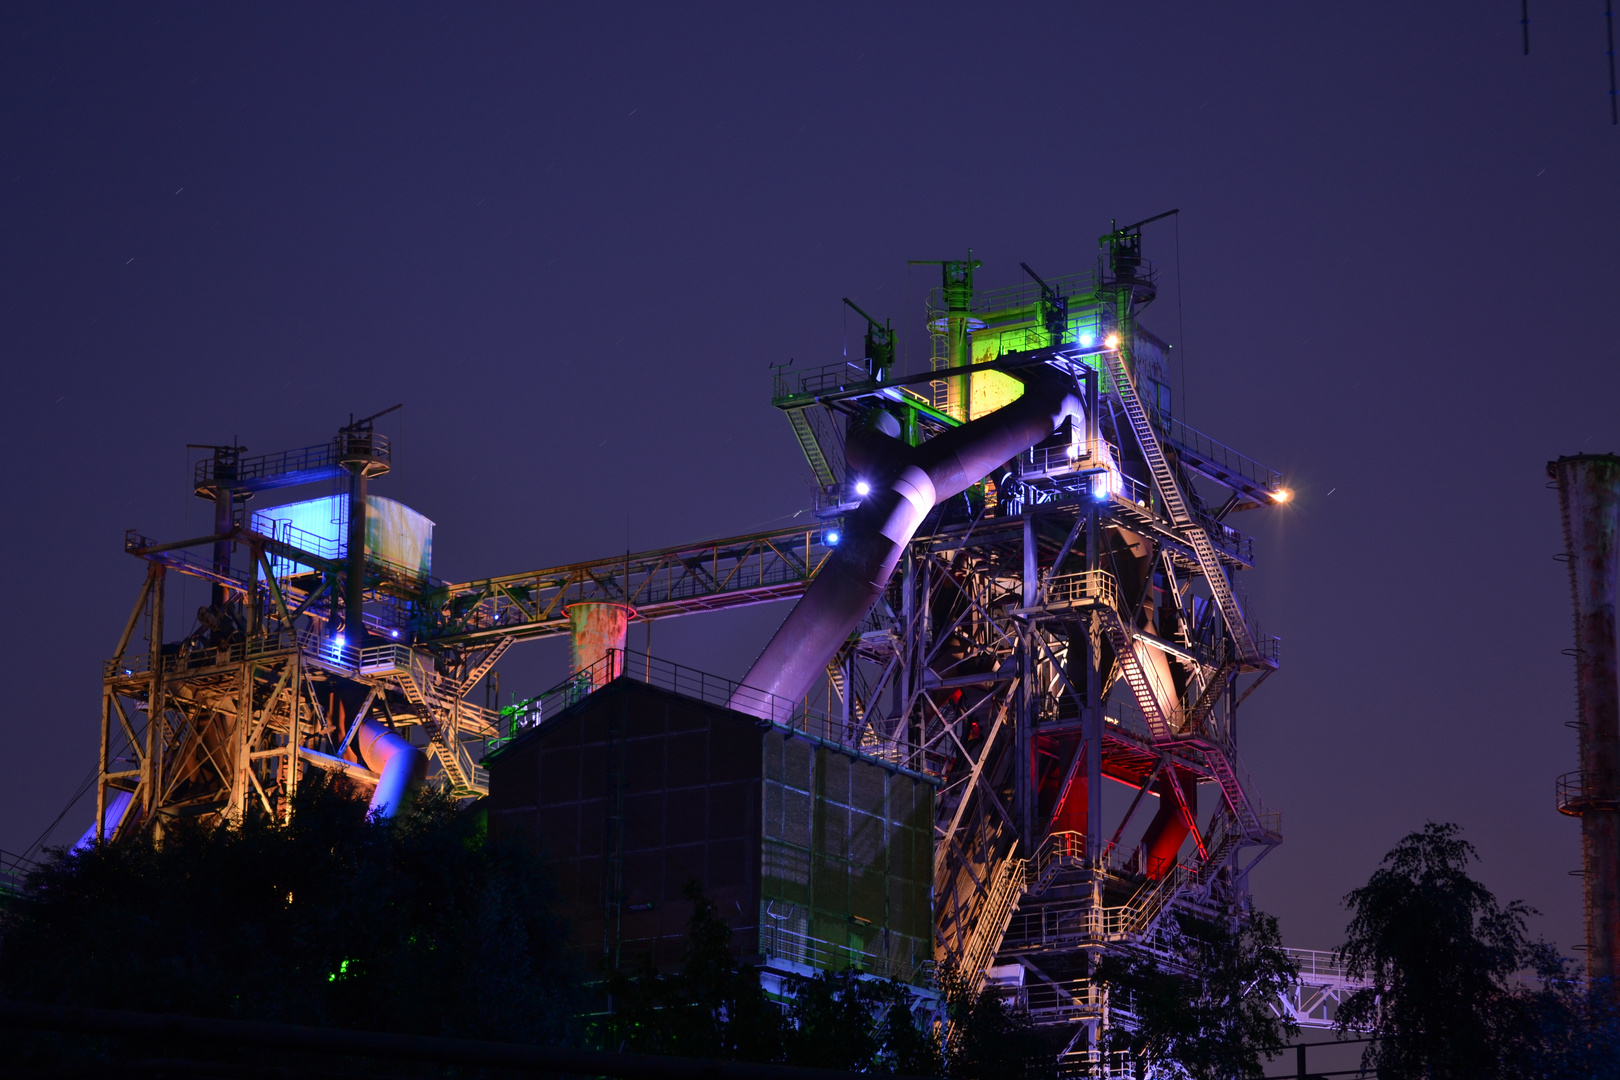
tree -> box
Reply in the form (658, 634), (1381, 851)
(1095, 907), (1299, 1080)
(601, 882), (785, 1062)
(934, 959), (1053, 1080)
(786, 967), (942, 1076)
(602, 883), (943, 1073)
(1335, 821), (1590, 1080)
(0, 776), (582, 1063)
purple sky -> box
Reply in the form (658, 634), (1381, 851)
(3, 4), (1617, 956)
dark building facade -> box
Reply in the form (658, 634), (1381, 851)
(486, 677), (934, 985)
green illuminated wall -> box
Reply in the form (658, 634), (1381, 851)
(760, 734), (935, 984)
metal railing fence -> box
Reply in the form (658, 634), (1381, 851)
(483, 649), (928, 777)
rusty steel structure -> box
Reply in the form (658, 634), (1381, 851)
(759, 220), (1296, 1069)
(93, 501), (838, 839)
(82, 220), (1349, 1074)
(1551, 453), (1620, 992)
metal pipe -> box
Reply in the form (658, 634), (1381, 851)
(731, 367), (1084, 713)
(1140, 769), (1197, 880)
(355, 719), (426, 819)
(566, 601), (634, 688)
(72, 790), (136, 851)
(1550, 453), (1620, 992)
(344, 462), (367, 640)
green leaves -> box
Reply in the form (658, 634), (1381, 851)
(1095, 908), (1299, 1080)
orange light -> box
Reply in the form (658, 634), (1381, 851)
(1272, 488), (1292, 503)
(1104, 332), (1122, 349)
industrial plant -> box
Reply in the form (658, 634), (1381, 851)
(80, 218), (1368, 1074)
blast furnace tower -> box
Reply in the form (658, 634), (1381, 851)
(764, 217), (1289, 1066)
(84, 217), (1301, 1073)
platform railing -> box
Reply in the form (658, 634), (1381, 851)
(756, 917), (932, 986)
(1556, 769), (1618, 815)
(249, 513), (345, 563)
(105, 628), (406, 681)
(1019, 442), (1094, 480)
(192, 437), (385, 491)
(1160, 415), (1281, 495)
(1044, 569), (1119, 612)
(1283, 948), (1364, 989)
(772, 359), (881, 403)
(481, 649), (925, 775)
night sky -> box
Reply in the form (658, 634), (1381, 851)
(3, 4), (1616, 958)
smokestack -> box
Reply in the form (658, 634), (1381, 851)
(566, 602), (633, 689)
(1550, 453), (1620, 993)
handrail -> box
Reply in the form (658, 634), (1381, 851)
(1283, 948), (1372, 989)
(192, 437), (389, 493)
(756, 914), (932, 986)
(483, 649), (936, 779)
(772, 359), (881, 403)
(959, 853), (1026, 993)
(1557, 769), (1619, 815)
(1044, 570), (1118, 611)
(1161, 415), (1281, 496)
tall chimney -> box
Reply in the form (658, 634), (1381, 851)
(1550, 453), (1620, 993)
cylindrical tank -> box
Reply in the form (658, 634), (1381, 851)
(1550, 453), (1620, 991)
(567, 602), (634, 688)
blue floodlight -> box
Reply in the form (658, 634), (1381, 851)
(854, 480), (871, 497)
(826, 530), (841, 545)
(1078, 330), (1097, 348)
(390, 629), (400, 639)
(333, 634), (346, 650)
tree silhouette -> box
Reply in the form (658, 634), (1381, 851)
(0, 776), (582, 1064)
(934, 959), (1051, 1080)
(1095, 907), (1298, 1080)
(602, 882), (946, 1074)
(1335, 821), (1620, 1080)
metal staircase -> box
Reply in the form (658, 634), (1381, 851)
(389, 648), (489, 796)
(1106, 351), (1263, 666)
(824, 655), (864, 722)
(786, 408), (837, 487)
(1196, 743), (1269, 840)
(1184, 658), (1239, 735)
(457, 636), (513, 696)
(961, 852), (1027, 993)
(1094, 606), (1176, 740)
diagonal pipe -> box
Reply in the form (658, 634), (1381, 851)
(730, 366), (1085, 713)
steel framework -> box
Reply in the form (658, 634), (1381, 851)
(765, 225), (1298, 1068)
(96, 504), (838, 835)
(85, 223), (1353, 1072)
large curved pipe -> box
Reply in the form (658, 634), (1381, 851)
(356, 718), (428, 819)
(731, 367), (1085, 714)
